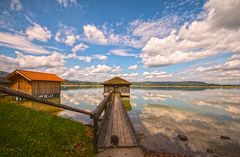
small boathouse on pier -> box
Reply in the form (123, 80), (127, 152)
(102, 77), (131, 97)
(5, 70), (64, 98)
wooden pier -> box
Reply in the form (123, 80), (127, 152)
(0, 85), (143, 157)
(97, 93), (143, 157)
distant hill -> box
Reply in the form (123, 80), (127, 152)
(62, 80), (239, 87)
(0, 71), (9, 78)
(132, 81), (210, 86)
(63, 80), (101, 85)
(63, 80), (214, 86)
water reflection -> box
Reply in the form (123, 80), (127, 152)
(1, 87), (240, 156)
(121, 97), (132, 111)
(58, 88), (132, 123)
(0, 96), (62, 114)
(128, 88), (240, 156)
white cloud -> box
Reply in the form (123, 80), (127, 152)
(0, 32), (50, 54)
(85, 64), (112, 73)
(55, 25), (80, 46)
(83, 24), (108, 45)
(65, 35), (79, 46)
(15, 51), (65, 68)
(57, 0), (77, 8)
(10, 0), (23, 11)
(122, 72), (138, 77)
(46, 64), (123, 81)
(93, 54), (108, 61)
(111, 66), (122, 73)
(72, 43), (89, 53)
(140, 0), (240, 67)
(205, 0), (240, 29)
(143, 71), (172, 79)
(125, 16), (179, 48)
(109, 49), (137, 57)
(0, 51), (65, 72)
(182, 54), (240, 84)
(25, 23), (51, 42)
(128, 64), (138, 70)
(78, 56), (92, 63)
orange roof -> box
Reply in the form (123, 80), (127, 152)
(102, 77), (130, 85)
(6, 70), (64, 82)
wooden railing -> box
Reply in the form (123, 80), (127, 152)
(91, 89), (114, 152)
(0, 85), (114, 153)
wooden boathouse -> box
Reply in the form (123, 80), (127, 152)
(5, 70), (64, 97)
(102, 77), (131, 97)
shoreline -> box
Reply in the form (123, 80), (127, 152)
(61, 84), (240, 89)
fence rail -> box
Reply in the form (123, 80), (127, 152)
(0, 85), (93, 116)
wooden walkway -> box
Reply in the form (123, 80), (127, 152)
(97, 93), (143, 157)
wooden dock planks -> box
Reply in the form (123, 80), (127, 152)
(97, 93), (143, 157)
(98, 93), (139, 148)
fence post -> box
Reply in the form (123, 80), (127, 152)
(93, 116), (98, 153)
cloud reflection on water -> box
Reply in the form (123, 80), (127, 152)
(130, 88), (240, 156)
(58, 87), (240, 156)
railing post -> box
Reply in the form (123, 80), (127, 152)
(93, 116), (98, 153)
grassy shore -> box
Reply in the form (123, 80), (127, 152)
(0, 102), (94, 157)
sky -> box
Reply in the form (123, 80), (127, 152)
(0, 0), (240, 84)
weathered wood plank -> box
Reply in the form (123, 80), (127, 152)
(92, 89), (114, 118)
(98, 92), (138, 148)
(116, 93), (137, 146)
(98, 94), (115, 147)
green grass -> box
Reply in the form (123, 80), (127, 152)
(0, 102), (94, 157)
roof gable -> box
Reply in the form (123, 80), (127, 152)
(6, 70), (64, 82)
(103, 77), (130, 85)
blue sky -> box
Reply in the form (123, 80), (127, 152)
(0, 0), (240, 84)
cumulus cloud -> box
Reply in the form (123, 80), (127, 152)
(55, 25), (80, 46)
(72, 43), (89, 53)
(25, 23), (51, 42)
(111, 65), (122, 73)
(143, 71), (172, 79)
(57, 0), (77, 8)
(128, 64), (138, 70)
(122, 72), (138, 77)
(78, 56), (92, 63)
(0, 51), (65, 72)
(85, 64), (112, 73)
(109, 49), (137, 57)
(182, 54), (240, 84)
(140, 0), (240, 67)
(10, 0), (23, 11)
(205, 0), (240, 29)
(93, 54), (108, 61)
(83, 24), (108, 45)
(0, 32), (50, 54)
(46, 64), (123, 81)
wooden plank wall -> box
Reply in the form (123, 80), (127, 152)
(10, 76), (32, 95)
(32, 81), (61, 96)
(104, 85), (130, 96)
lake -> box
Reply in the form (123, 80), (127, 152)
(1, 87), (240, 156)
(59, 87), (240, 157)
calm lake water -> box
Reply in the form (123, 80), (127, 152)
(1, 87), (240, 156)
(59, 87), (240, 157)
